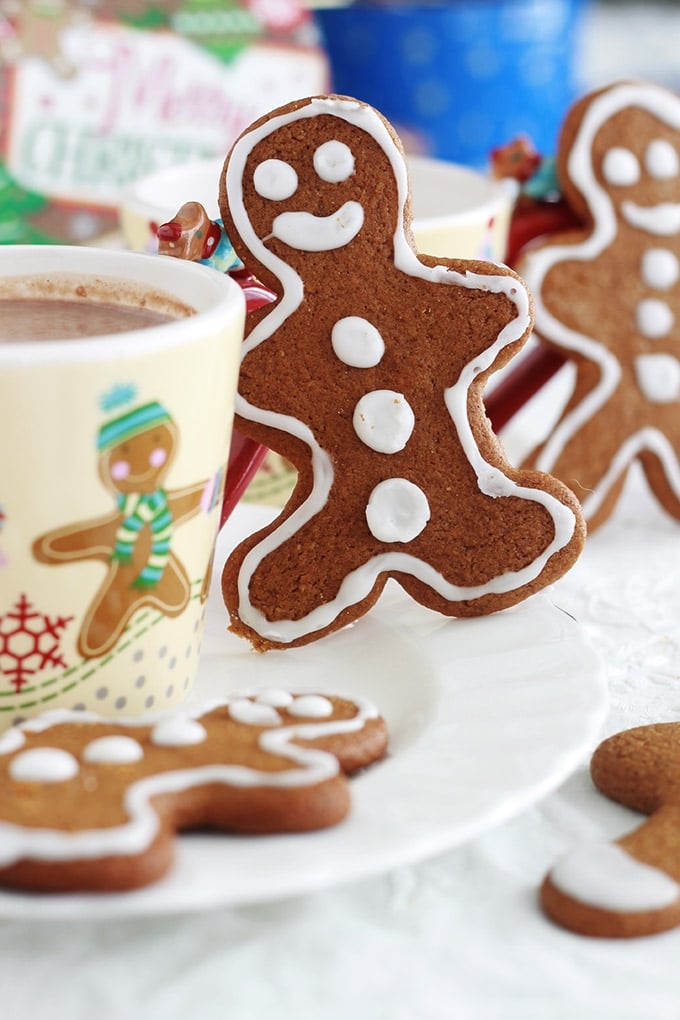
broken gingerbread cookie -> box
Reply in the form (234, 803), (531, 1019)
(542, 722), (680, 938)
(518, 80), (680, 531)
(218, 94), (585, 650)
(0, 690), (387, 892)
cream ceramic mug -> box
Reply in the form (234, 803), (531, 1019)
(0, 246), (245, 729)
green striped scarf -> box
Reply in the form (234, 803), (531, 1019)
(112, 490), (173, 588)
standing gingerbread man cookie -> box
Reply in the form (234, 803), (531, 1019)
(519, 80), (680, 531)
(33, 392), (220, 659)
(219, 95), (585, 650)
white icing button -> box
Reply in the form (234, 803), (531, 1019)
(635, 353), (680, 402)
(151, 717), (207, 747)
(254, 689), (294, 708)
(366, 477), (431, 543)
(645, 138), (679, 180)
(636, 298), (674, 338)
(9, 747), (79, 783)
(0, 728), (25, 755)
(550, 842), (680, 913)
(229, 699), (282, 727)
(331, 316), (385, 368)
(602, 146), (640, 187)
(288, 695), (334, 719)
(252, 159), (298, 201)
(313, 140), (355, 183)
(353, 390), (415, 453)
(641, 248), (679, 289)
(83, 735), (144, 765)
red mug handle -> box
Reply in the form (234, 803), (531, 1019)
(219, 270), (275, 527)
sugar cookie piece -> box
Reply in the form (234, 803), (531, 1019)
(219, 94), (585, 651)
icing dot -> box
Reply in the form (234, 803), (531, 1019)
(313, 140), (355, 183)
(83, 735), (144, 765)
(253, 159), (298, 201)
(331, 316), (385, 368)
(288, 695), (334, 718)
(641, 248), (679, 289)
(366, 477), (431, 543)
(0, 728), (25, 755)
(151, 716), (207, 747)
(636, 298), (674, 338)
(353, 390), (415, 453)
(254, 689), (294, 708)
(635, 353), (680, 403)
(602, 146), (640, 187)
(10, 747), (79, 783)
(229, 699), (282, 727)
(645, 138), (679, 180)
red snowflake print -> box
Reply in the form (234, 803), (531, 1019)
(0, 594), (73, 694)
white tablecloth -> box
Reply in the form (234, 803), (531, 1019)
(5, 4), (680, 1016)
(2, 455), (680, 1019)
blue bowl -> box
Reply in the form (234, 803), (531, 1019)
(314, 0), (588, 169)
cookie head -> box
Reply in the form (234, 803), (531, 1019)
(97, 402), (178, 495)
(157, 201), (215, 261)
(562, 85), (680, 231)
(221, 96), (407, 285)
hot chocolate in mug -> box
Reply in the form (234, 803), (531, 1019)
(0, 245), (245, 729)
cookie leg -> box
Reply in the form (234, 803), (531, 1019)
(542, 806), (680, 938)
(524, 401), (634, 531)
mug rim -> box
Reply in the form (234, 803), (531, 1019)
(0, 245), (245, 365)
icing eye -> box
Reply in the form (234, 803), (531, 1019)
(313, 140), (355, 183)
(645, 138), (679, 180)
(602, 147), (640, 187)
(253, 159), (298, 201)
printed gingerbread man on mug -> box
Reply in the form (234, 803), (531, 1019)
(219, 95), (585, 650)
(520, 80), (680, 531)
(33, 392), (222, 659)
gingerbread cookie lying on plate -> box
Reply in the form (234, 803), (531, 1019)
(542, 722), (680, 938)
(0, 690), (387, 892)
(519, 80), (680, 531)
(218, 94), (585, 651)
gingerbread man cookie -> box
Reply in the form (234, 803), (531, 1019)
(519, 80), (680, 531)
(0, 689), (387, 892)
(218, 95), (585, 650)
(542, 722), (680, 938)
(33, 395), (220, 659)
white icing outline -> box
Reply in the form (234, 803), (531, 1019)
(522, 82), (680, 521)
(225, 97), (576, 644)
(0, 693), (378, 866)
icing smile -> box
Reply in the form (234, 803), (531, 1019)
(621, 200), (680, 234)
(270, 201), (364, 251)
